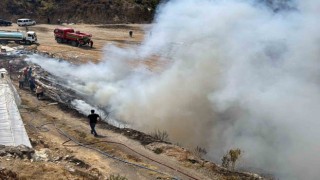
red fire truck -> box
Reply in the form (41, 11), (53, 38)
(54, 27), (93, 47)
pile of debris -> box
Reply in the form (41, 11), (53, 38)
(0, 144), (34, 159)
(0, 45), (28, 56)
(33, 68), (79, 106)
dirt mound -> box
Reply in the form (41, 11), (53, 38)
(0, 0), (162, 24)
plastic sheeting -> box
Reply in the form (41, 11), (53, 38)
(0, 68), (31, 147)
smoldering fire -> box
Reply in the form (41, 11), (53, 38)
(27, 0), (320, 179)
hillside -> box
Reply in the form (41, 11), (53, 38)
(0, 0), (161, 24)
(0, 23), (265, 180)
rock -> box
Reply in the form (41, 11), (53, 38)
(33, 148), (51, 162)
(6, 154), (12, 157)
(0, 150), (6, 156)
(1, 145), (35, 159)
(18, 145), (35, 159)
(243, 172), (263, 179)
(67, 156), (90, 169)
(67, 167), (75, 173)
(53, 156), (62, 161)
(64, 155), (76, 160)
(12, 149), (22, 157)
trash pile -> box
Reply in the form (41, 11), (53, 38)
(0, 45), (26, 56)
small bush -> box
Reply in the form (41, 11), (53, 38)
(221, 148), (242, 171)
(193, 146), (207, 158)
(153, 148), (163, 154)
(150, 129), (169, 141)
(108, 174), (128, 180)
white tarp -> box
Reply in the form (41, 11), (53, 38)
(0, 68), (31, 147)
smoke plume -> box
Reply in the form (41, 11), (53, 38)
(27, 0), (320, 179)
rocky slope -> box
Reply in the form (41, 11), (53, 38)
(0, 0), (162, 24)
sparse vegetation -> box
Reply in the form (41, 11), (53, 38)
(150, 129), (169, 141)
(221, 148), (242, 171)
(192, 146), (207, 158)
(108, 174), (128, 180)
(77, 130), (87, 138)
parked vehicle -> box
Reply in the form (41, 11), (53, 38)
(17, 19), (36, 26)
(0, 31), (38, 45)
(0, 19), (12, 26)
(54, 27), (93, 47)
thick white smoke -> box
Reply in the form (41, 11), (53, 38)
(27, 0), (320, 179)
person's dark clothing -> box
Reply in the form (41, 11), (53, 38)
(24, 75), (28, 85)
(88, 113), (100, 136)
(88, 113), (100, 123)
(90, 123), (98, 136)
(28, 68), (32, 79)
(29, 79), (35, 92)
(36, 92), (44, 99)
(19, 81), (24, 88)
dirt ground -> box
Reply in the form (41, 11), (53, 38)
(0, 24), (262, 180)
(12, 23), (145, 62)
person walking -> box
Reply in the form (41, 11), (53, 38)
(87, 110), (100, 137)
